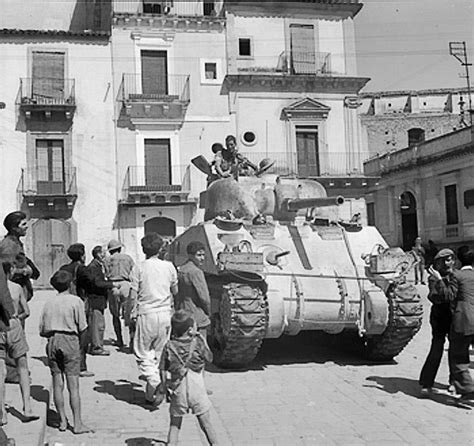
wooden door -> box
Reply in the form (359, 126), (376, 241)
(296, 130), (320, 176)
(36, 140), (65, 194)
(141, 50), (168, 95)
(32, 219), (71, 288)
(144, 139), (171, 186)
(290, 24), (315, 74)
(32, 51), (65, 103)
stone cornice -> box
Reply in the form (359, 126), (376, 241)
(113, 14), (225, 32)
(224, 1), (363, 19)
(222, 74), (370, 95)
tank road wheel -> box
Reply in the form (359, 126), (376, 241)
(210, 282), (268, 369)
(364, 282), (423, 362)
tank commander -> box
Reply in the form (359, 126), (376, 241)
(214, 135), (258, 180)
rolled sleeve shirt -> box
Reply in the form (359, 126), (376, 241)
(131, 257), (178, 315)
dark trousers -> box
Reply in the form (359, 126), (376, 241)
(109, 291), (123, 346)
(449, 330), (474, 395)
(419, 306), (453, 388)
(89, 308), (105, 350)
(79, 326), (90, 371)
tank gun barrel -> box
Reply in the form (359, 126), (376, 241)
(283, 195), (344, 212)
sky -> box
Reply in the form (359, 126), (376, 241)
(354, 0), (474, 92)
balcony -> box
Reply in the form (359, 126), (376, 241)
(240, 150), (378, 192)
(112, 1), (225, 30)
(121, 164), (195, 206)
(16, 78), (76, 120)
(117, 73), (190, 126)
(17, 168), (77, 218)
(225, 50), (369, 94)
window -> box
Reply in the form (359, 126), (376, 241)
(143, 1), (162, 14)
(408, 128), (425, 147)
(241, 131), (257, 147)
(367, 203), (375, 226)
(200, 59), (221, 84)
(238, 38), (252, 57)
(204, 63), (217, 80)
(445, 184), (459, 225)
(203, 1), (215, 16)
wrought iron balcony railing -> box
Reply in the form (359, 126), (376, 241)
(113, 0), (220, 17)
(118, 73), (190, 104)
(121, 164), (192, 204)
(241, 150), (371, 177)
(16, 78), (75, 106)
(276, 51), (332, 75)
(17, 167), (77, 206)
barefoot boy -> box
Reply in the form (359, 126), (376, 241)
(159, 310), (218, 445)
(39, 270), (92, 434)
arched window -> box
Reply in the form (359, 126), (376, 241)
(408, 128), (425, 147)
(144, 216), (176, 238)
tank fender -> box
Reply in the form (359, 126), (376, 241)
(361, 288), (389, 335)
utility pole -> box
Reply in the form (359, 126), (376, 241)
(449, 41), (473, 126)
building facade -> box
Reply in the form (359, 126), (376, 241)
(1, 0), (374, 272)
(222, 0), (375, 208)
(111, 0), (231, 258)
(359, 88), (472, 158)
(0, 1), (115, 286)
(364, 127), (474, 251)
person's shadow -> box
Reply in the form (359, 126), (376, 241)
(125, 438), (166, 446)
(365, 376), (471, 409)
(93, 379), (159, 410)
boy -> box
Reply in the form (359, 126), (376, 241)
(39, 270), (92, 434)
(0, 263), (37, 425)
(159, 310), (218, 446)
(3, 263), (29, 329)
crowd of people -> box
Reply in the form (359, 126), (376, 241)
(1, 206), (474, 444)
(0, 211), (218, 445)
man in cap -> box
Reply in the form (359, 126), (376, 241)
(0, 211), (40, 301)
(105, 240), (135, 350)
(446, 247), (474, 400)
(419, 248), (456, 396)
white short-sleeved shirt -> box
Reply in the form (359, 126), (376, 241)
(131, 257), (178, 315)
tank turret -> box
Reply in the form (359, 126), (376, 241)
(203, 175), (344, 221)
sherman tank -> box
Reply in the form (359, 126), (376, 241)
(168, 168), (423, 368)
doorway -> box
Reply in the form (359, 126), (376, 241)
(31, 50), (65, 103)
(144, 217), (176, 238)
(296, 127), (320, 176)
(141, 50), (168, 95)
(400, 191), (418, 251)
(32, 219), (72, 288)
(36, 139), (65, 194)
(144, 139), (171, 187)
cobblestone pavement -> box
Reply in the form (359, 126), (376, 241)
(29, 287), (474, 445)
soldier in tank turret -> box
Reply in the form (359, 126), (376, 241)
(214, 135), (258, 180)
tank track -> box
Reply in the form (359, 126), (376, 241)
(364, 282), (423, 361)
(210, 282), (268, 368)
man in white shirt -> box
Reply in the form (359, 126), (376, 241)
(130, 233), (178, 404)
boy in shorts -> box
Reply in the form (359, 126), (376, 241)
(0, 263), (37, 425)
(3, 263), (29, 329)
(159, 310), (218, 445)
(39, 270), (92, 434)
